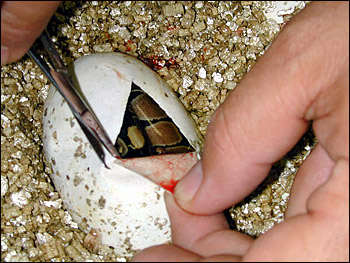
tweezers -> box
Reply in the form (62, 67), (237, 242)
(27, 29), (118, 168)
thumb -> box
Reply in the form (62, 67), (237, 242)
(1, 1), (61, 65)
(173, 1), (348, 214)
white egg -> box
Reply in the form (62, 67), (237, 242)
(42, 52), (203, 257)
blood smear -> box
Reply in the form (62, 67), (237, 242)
(160, 179), (179, 194)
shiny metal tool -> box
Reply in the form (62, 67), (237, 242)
(27, 29), (118, 167)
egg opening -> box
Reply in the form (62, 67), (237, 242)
(115, 82), (194, 159)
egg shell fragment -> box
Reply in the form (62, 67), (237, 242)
(72, 52), (202, 160)
(42, 52), (202, 257)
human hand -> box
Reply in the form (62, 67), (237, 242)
(1, 1), (61, 65)
(133, 1), (349, 261)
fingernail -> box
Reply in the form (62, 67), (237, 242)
(174, 161), (203, 202)
(1, 46), (9, 66)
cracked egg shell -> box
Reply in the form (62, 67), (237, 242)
(42, 52), (203, 257)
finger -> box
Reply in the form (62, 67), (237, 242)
(165, 193), (252, 257)
(131, 244), (242, 262)
(304, 159), (349, 260)
(131, 244), (201, 262)
(307, 158), (349, 222)
(199, 255), (242, 262)
(174, 1), (349, 214)
(285, 143), (334, 218)
(1, 1), (61, 65)
(165, 192), (230, 246)
(243, 160), (349, 261)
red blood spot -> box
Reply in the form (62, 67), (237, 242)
(124, 40), (133, 52)
(139, 55), (178, 71)
(160, 179), (179, 194)
(168, 58), (176, 64)
(114, 155), (127, 163)
(167, 25), (177, 31)
(166, 58), (178, 68)
(149, 55), (164, 70)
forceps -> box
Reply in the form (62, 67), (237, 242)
(28, 29), (118, 167)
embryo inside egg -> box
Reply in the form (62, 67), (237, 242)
(115, 82), (194, 158)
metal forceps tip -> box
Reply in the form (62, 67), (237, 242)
(27, 30), (119, 168)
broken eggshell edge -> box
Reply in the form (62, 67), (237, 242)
(73, 52), (203, 158)
(42, 52), (203, 257)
